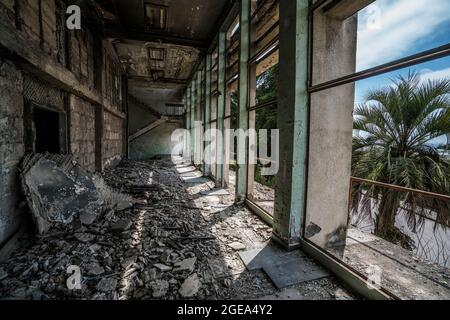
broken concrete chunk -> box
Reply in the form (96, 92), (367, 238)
(79, 212), (97, 226)
(0, 267), (8, 281)
(96, 277), (118, 292)
(86, 261), (105, 276)
(228, 242), (246, 251)
(74, 233), (95, 243)
(173, 257), (197, 273)
(115, 201), (134, 212)
(179, 273), (201, 298)
(110, 219), (132, 233)
(20, 153), (100, 234)
(153, 263), (172, 272)
(151, 280), (169, 298)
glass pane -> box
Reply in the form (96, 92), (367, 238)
(211, 95), (217, 121)
(248, 105), (277, 216)
(210, 121), (217, 178)
(306, 55), (450, 299)
(312, 0), (450, 85)
(251, 0), (279, 56)
(253, 49), (279, 106)
(225, 83), (238, 117)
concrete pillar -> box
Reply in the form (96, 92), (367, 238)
(235, 0), (250, 201)
(190, 80), (196, 162)
(183, 92), (189, 160)
(304, 3), (357, 249)
(204, 54), (212, 176)
(216, 32), (226, 186)
(186, 86), (192, 162)
(272, 0), (309, 249)
(194, 70), (203, 166)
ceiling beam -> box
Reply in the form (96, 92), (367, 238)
(105, 28), (208, 50)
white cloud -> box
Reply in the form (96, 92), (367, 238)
(356, 0), (450, 70)
(419, 67), (450, 82)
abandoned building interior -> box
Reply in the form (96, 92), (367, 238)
(0, 0), (449, 300)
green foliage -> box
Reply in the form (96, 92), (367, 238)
(253, 64), (279, 188)
(256, 64), (279, 105)
(352, 72), (450, 248)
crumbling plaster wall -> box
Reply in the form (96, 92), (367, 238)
(0, 58), (25, 246)
(0, 0), (126, 244)
(70, 95), (96, 171)
(103, 110), (125, 168)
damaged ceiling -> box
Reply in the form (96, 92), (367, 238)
(94, 0), (234, 106)
(114, 40), (200, 83)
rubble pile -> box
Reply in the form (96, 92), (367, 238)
(0, 158), (355, 300)
(0, 158), (267, 300)
(20, 153), (100, 234)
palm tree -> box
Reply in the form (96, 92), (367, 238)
(352, 72), (450, 249)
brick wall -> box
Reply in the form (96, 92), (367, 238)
(0, 1), (127, 243)
(103, 111), (124, 168)
(0, 58), (25, 245)
(70, 95), (96, 171)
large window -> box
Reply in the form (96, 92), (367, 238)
(224, 15), (240, 187)
(305, 0), (450, 299)
(247, 0), (279, 217)
(209, 46), (219, 179)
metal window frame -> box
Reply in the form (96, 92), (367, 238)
(244, 0), (280, 220)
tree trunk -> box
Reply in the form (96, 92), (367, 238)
(374, 191), (413, 249)
(374, 191), (399, 238)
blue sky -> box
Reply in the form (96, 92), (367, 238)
(354, 0), (450, 147)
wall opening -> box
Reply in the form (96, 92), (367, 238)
(32, 107), (61, 154)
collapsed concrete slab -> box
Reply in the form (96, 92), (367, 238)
(20, 153), (100, 234)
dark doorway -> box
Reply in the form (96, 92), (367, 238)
(33, 107), (61, 153)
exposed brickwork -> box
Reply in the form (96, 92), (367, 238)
(102, 111), (124, 168)
(70, 96), (96, 171)
(0, 58), (25, 244)
(0, 1), (127, 244)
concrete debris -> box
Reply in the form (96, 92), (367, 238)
(173, 257), (197, 273)
(20, 153), (100, 234)
(115, 201), (134, 212)
(86, 261), (105, 276)
(0, 159), (356, 300)
(110, 219), (133, 233)
(151, 280), (169, 298)
(79, 212), (97, 226)
(74, 233), (95, 243)
(0, 268), (8, 281)
(228, 242), (247, 251)
(96, 277), (118, 292)
(154, 263), (172, 272)
(179, 273), (201, 298)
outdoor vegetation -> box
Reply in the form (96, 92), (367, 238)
(351, 72), (450, 251)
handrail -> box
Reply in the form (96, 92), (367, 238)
(350, 176), (450, 201)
